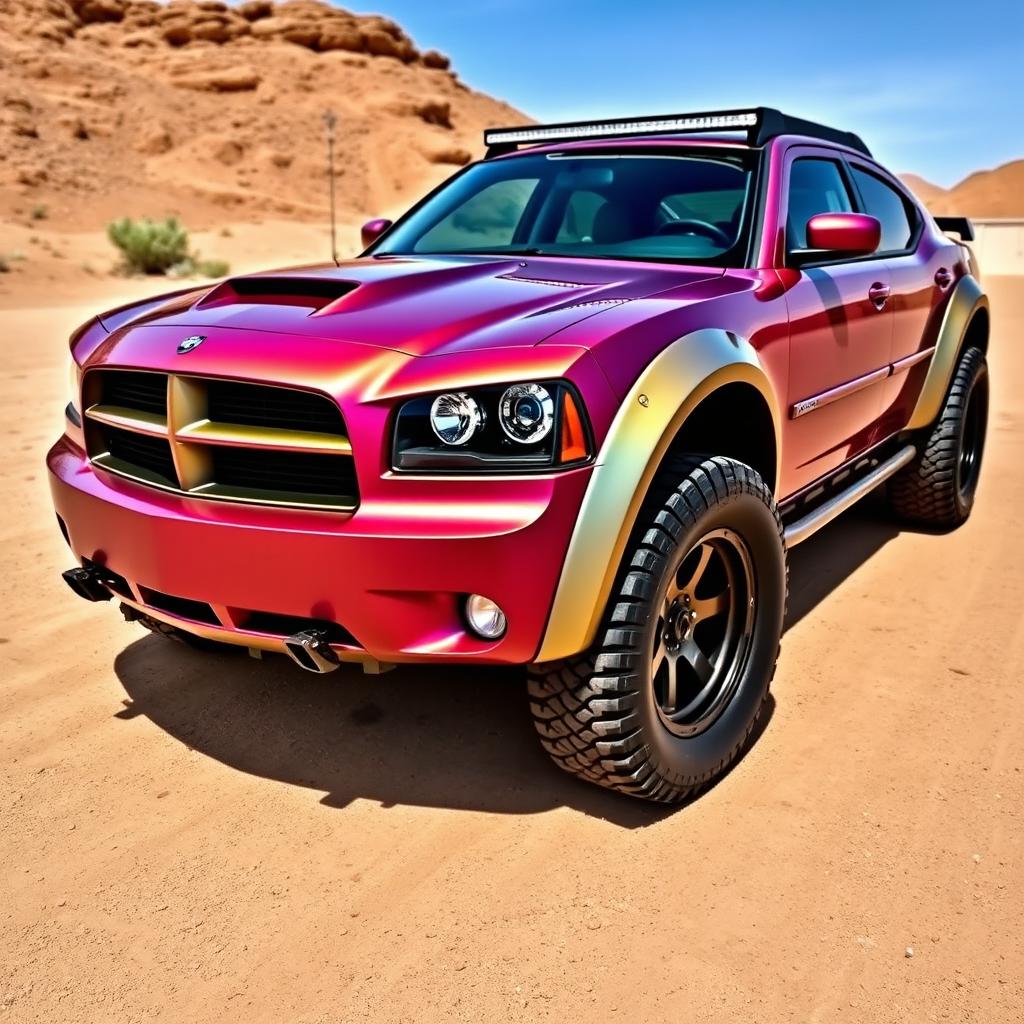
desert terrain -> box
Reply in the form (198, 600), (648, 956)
(1, 275), (1022, 1021)
(2, 1), (1024, 1021)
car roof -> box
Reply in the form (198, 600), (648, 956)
(487, 134), (868, 161)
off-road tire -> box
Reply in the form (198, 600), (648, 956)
(889, 345), (988, 528)
(528, 456), (787, 803)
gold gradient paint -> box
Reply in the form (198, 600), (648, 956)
(84, 370), (357, 511)
(907, 275), (988, 431)
(537, 329), (781, 662)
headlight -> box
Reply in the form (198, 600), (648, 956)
(392, 380), (591, 472)
(430, 392), (484, 446)
(499, 383), (554, 444)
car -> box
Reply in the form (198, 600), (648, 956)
(49, 106), (990, 803)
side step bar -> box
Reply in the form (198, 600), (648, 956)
(783, 444), (916, 547)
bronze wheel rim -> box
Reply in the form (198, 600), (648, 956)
(651, 528), (756, 738)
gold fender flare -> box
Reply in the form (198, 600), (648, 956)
(907, 275), (989, 432)
(536, 329), (781, 663)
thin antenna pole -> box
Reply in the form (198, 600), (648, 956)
(323, 110), (338, 263)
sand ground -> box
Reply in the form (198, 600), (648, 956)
(0, 274), (1022, 1023)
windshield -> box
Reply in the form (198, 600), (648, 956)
(374, 150), (758, 266)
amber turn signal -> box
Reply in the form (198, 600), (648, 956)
(559, 390), (589, 463)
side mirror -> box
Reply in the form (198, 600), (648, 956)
(361, 218), (393, 250)
(798, 212), (881, 260)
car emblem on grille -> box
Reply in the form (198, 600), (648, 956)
(177, 335), (207, 354)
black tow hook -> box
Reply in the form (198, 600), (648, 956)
(283, 629), (341, 674)
(62, 565), (113, 603)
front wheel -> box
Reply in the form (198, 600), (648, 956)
(529, 456), (787, 803)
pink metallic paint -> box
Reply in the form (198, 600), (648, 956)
(805, 212), (880, 255)
(360, 217), (393, 249)
(49, 134), (965, 664)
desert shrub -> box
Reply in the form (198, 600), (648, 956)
(108, 216), (191, 275)
(196, 258), (230, 278)
(30, 204), (48, 221)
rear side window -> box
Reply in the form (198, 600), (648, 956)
(786, 159), (853, 251)
(851, 166), (915, 253)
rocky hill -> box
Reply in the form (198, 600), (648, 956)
(901, 163), (1024, 219)
(0, 0), (527, 231)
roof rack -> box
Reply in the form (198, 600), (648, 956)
(483, 106), (870, 159)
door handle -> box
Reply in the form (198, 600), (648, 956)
(934, 267), (953, 289)
(868, 282), (891, 310)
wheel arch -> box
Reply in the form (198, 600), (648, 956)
(666, 381), (777, 494)
(536, 328), (782, 663)
(907, 275), (989, 432)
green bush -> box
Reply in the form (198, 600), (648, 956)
(108, 217), (191, 275)
(196, 258), (230, 278)
(30, 204), (48, 221)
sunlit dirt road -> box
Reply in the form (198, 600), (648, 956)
(2, 278), (1021, 1023)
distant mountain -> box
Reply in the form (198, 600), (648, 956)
(901, 161), (1024, 218)
(899, 173), (947, 208)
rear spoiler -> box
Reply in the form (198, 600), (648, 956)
(934, 216), (975, 242)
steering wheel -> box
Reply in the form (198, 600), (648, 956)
(654, 218), (732, 247)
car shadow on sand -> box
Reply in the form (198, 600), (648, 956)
(113, 500), (901, 825)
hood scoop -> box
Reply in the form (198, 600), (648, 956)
(196, 276), (360, 315)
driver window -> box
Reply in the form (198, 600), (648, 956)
(787, 158), (853, 252)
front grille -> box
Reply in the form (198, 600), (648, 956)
(211, 447), (358, 499)
(98, 424), (177, 486)
(83, 369), (358, 511)
(100, 370), (167, 415)
(207, 379), (345, 434)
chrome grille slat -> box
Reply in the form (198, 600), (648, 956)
(83, 370), (358, 512)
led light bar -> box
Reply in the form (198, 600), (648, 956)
(484, 111), (758, 148)
(483, 107), (871, 158)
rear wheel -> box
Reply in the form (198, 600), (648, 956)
(889, 345), (988, 528)
(528, 456), (787, 803)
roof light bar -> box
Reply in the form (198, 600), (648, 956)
(483, 107), (871, 158)
(484, 111), (758, 148)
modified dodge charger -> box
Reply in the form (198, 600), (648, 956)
(49, 108), (989, 802)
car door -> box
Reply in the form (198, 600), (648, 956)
(846, 161), (949, 437)
(781, 150), (894, 494)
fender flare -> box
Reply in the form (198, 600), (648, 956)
(907, 275), (989, 432)
(536, 328), (781, 663)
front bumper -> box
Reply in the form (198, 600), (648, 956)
(48, 436), (592, 666)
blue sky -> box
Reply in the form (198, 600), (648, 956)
(351, 0), (1023, 187)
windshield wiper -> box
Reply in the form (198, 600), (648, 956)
(461, 247), (549, 257)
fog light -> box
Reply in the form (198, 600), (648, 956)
(465, 594), (507, 640)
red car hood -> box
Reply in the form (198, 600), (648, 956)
(99, 255), (724, 358)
